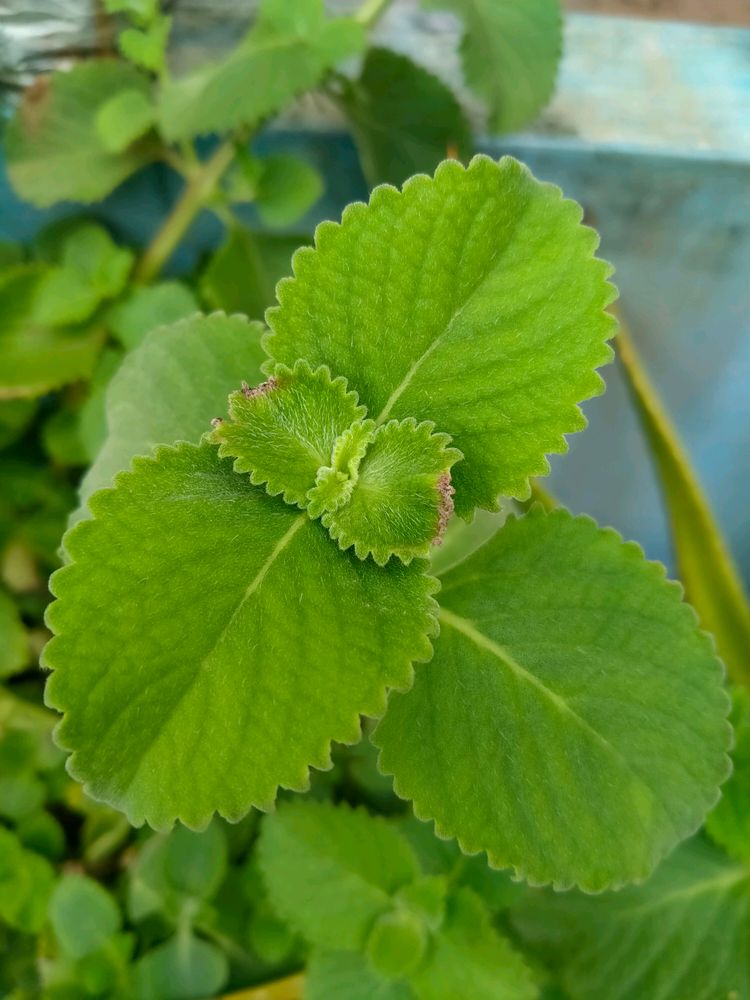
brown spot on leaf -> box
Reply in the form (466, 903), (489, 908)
(20, 76), (52, 135)
(241, 377), (278, 400)
(210, 417), (223, 428)
(433, 473), (455, 546)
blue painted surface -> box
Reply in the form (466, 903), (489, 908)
(1, 9), (748, 586)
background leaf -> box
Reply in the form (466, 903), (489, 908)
(45, 441), (438, 828)
(706, 689), (750, 864)
(375, 507), (730, 890)
(422, 0), (562, 133)
(5, 60), (155, 207)
(49, 874), (121, 960)
(340, 47), (473, 187)
(513, 838), (750, 1000)
(0, 589), (28, 678)
(133, 931), (228, 1000)
(265, 156), (616, 517)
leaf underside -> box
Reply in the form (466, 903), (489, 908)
(374, 506), (730, 891)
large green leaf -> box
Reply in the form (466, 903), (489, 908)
(265, 156), (616, 517)
(375, 507), (730, 891)
(513, 838), (750, 1000)
(340, 47), (473, 187)
(258, 800), (420, 950)
(44, 442), (438, 828)
(5, 60), (155, 207)
(158, 0), (364, 141)
(74, 313), (266, 521)
(423, 0), (561, 133)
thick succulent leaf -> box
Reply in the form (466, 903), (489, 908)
(340, 47), (473, 187)
(200, 226), (309, 321)
(0, 589), (28, 679)
(513, 838), (750, 1000)
(707, 689), (750, 864)
(0, 266), (104, 400)
(0, 826), (56, 933)
(266, 156), (616, 517)
(49, 874), (121, 959)
(410, 888), (537, 1000)
(74, 313), (265, 521)
(321, 419), (462, 566)
(133, 932), (229, 1000)
(105, 281), (199, 351)
(308, 950), (416, 1000)
(258, 801), (420, 950)
(158, 0), (364, 141)
(211, 362), (366, 508)
(5, 60), (155, 207)
(375, 507), (730, 891)
(44, 442), (437, 828)
(422, 0), (561, 133)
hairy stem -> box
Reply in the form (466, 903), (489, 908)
(355, 0), (393, 28)
(135, 139), (237, 284)
(219, 973), (305, 1000)
(616, 311), (750, 688)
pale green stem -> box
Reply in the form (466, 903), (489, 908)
(616, 310), (750, 689)
(135, 139), (237, 284)
(355, 0), (394, 28)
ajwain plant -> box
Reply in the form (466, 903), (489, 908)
(2, 0), (750, 998)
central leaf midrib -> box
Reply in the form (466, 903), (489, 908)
(438, 607), (676, 834)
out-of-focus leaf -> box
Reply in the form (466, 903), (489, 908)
(0, 826), (56, 933)
(50, 873), (121, 959)
(106, 282), (199, 352)
(132, 932), (229, 1000)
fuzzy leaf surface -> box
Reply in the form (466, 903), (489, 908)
(74, 313), (265, 521)
(340, 47), (473, 187)
(44, 442), (437, 828)
(375, 507), (730, 891)
(423, 0), (561, 132)
(320, 419), (461, 565)
(266, 156), (615, 516)
(259, 801), (420, 950)
(5, 61), (155, 207)
(158, 0), (364, 140)
(513, 838), (750, 1000)
(211, 362), (366, 508)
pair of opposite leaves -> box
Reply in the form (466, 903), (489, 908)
(44, 157), (730, 893)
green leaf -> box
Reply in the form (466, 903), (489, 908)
(50, 874), (121, 959)
(253, 154), (324, 228)
(200, 226), (308, 321)
(105, 281), (199, 351)
(44, 441), (438, 828)
(211, 361), (366, 508)
(707, 689), (750, 864)
(265, 155), (616, 518)
(375, 507), (731, 891)
(0, 266), (104, 399)
(340, 47), (473, 187)
(16, 809), (66, 860)
(307, 950), (416, 1000)
(0, 589), (28, 678)
(617, 326), (750, 689)
(104, 0), (158, 23)
(133, 932), (229, 1000)
(96, 88), (157, 153)
(513, 838), (750, 1000)
(423, 0), (561, 133)
(0, 398), (37, 448)
(258, 800), (420, 950)
(128, 822), (228, 920)
(367, 909), (428, 979)
(74, 313), (266, 521)
(119, 16), (172, 73)
(158, 0), (365, 141)
(5, 60), (155, 207)
(409, 888), (537, 1000)
(0, 826), (56, 934)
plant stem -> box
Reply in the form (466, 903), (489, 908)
(219, 973), (305, 1000)
(355, 0), (393, 29)
(135, 139), (237, 284)
(616, 310), (750, 689)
